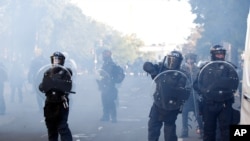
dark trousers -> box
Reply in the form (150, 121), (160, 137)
(148, 104), (179, 141)
(101, 87), (118, 121)
(44, 102), (72, 141)
(202, 100), (233, 141)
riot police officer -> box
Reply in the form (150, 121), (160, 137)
(96, 50), (121, 123)
(39, 51), (73, 141)
(193, 45), (239, 141)
(143, 50), (191, 141)
(180, 53), (203, 138)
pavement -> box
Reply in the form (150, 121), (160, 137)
(0, 74), (240, 141)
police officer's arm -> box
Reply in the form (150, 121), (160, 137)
(143, 62), (159, 79)
(39, 70), (51, 93)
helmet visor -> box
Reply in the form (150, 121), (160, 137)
(167, 56), (180, 69)
(213, 50), (226, 55)
(53, 56), (61, 65)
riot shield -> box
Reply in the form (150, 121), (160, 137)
(197, 61), (239, 101)
(149, 70), (191, 103)
(35, 64), (75, 99)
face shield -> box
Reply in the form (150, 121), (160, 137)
(52, 56), (62, 65)
(167, 56), (181, 70)
(212, 50), (226, 61)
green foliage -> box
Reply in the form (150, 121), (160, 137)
(0, 0), (144, 69)
(189, 0), (250, 61)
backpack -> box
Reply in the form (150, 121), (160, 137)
(112, 65), (125, 83)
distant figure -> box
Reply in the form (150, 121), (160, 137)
(193, 45), (239, 141)
(9, 57), (25, 103)
(180, 53), (203, 138)
(0, 62), (7, 115)
(96, 49), (125, 123)
(27, 47), (48, 111)
(143, 50), (190, 141)
(39, 51), (73, 141)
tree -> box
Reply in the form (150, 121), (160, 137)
(0, 0), (144, 69)
(188, 0), (250, 64)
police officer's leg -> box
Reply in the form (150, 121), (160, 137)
(163, 110), (179, 141)
(148, 105), (162, 141)
(110, 89), (118, 122)
(58, 107), (72, 141)
(194, 100), (204, 138)
(196, 114), (204, 138)
(109, 99), (117, 122)
(181, 105), (189, 137)
(101, 93), (109, 121)
(44, 103), (59, 141)
(202, 102), (218, 141)
(46, 118), (59, 141)
(105, 96), (116, 122)
(217, 104), (233, 141)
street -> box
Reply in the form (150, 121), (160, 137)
(0, 74), (222, 141)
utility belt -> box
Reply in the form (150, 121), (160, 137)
(46, 90), (67, 103)
(203, 97), (234, 106)
(154, 98), (184, 111)
(202, 90), (234, 103)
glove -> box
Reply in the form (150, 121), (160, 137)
(143, 62), (157, 75)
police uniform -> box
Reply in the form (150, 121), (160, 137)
(39, 52), (73, 141)
(144, 51), (190, 141)
(193, 45), (239, 141)
(97, 50), (119, 123)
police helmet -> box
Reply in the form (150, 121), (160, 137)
(50, 51), (65, 65)
(185, 53), (197, 63)
(210, 45), (226, 61)
(167, 50), (183, 70)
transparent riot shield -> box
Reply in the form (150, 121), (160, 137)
(149, 70), (191, 102)
(34, 64), (76, 99)
(197, 61), (239, 101)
